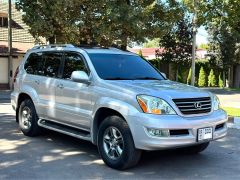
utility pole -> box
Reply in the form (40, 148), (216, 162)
(8, 0), (13, 90)
(191, 0), (198, 86)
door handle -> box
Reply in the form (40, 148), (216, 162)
(57, 84), (64, 89)
(34, 80), (40, 85)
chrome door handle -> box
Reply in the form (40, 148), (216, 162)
(34, 80), (40, 85)
(57, 84), (64, 89)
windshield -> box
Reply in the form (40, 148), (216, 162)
(88, 53), (165, 80)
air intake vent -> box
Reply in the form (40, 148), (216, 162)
(173, 97), (211, 115)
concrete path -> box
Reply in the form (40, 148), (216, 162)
(202, 88), (240, 108)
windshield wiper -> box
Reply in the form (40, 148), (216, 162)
(105, 77), (134, 80)
(133, 77), (162, 80)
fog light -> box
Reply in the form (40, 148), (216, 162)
(147, 128), (170, 137)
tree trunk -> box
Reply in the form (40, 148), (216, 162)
(233, 64), (240, 88)
(48, 36), (55, 44)
(223, 71), (226, 87)
(176, 64), (179, 81)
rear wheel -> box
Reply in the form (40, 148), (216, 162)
(97, 115), (142, 170)
(179, 142), (209, 154)
(18, 99), (41, 136)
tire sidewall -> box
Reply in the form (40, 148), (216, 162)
(97, 116), (139, 169)
(19, 99), (39, 135)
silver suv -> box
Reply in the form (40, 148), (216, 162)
(11, 44), (228, 169)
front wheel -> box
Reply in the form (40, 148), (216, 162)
(97, 115), (142, 170)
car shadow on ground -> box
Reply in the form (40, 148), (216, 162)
(0, 113), (240, 179)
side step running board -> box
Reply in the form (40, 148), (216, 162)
(38, 119), (91, 141)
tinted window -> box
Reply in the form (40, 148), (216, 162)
(88, 54), (164, 80)
(63, 52), (88, 79)
(43, 52), (62, 77)
(24, 53), (44, 75)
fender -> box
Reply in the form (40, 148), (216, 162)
(91, 97), (140, 143)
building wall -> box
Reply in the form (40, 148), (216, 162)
(0, 0), (35, 43)
(0, 55), (24, 89)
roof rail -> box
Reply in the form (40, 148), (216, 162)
(32, 44), (75, 50)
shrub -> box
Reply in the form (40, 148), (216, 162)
(138, 49), (143, 57)
(198, 66), (206, 87)
(187, 68), (192, 85)
(208, 69), (217, 87)
(218, 73), (224, 87)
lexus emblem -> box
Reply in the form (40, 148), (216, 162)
(194, 102), (202, 109)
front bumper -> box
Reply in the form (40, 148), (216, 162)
(128, 109), (228, 150)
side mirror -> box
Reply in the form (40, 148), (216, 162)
(71, 71), (90, 84)
(161, 72), (167, 79)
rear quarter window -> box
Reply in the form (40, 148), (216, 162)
(24, 53), (44, 75)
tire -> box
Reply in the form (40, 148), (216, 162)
(179, 142), (210, 154)
(97, 115), (142, 170)
(18, 99), (41, 137)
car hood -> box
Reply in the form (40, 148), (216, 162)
(105, 80), (212, 99)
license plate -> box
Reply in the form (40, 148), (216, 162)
(198, 127), (213, 141)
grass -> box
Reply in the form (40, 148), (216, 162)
(222, 107), (240, 117)
(224, 88), (240, 92)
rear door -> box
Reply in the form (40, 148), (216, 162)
(54, 52), (92, 130)
(37, 51), (63, 119)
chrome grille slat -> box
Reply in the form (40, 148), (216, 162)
(180, 107), (211, 111)
(173, 97), (212, 115)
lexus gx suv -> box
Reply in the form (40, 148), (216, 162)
(11, 44), (228, 170)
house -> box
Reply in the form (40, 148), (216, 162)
(0, 0), (35, 89)
(128, 47), (208, 60)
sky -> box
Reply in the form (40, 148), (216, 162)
(196, 26), (208, 45)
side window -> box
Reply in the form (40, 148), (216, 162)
(24, 53), (44, 75)
(63, 52), (89, 79)
(43, 52), (62, 78)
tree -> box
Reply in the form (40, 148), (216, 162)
(187, 68), (192, 85)
(156, 11), (193, 81)
(198, 66), (206, 87)
(198, 43), (209, 50)
(16, 0), (182, 48)
(218, 73), (224, 88)
(143, 38), (160, 48)
(208, 69), (216, 87)
(138, 49), (143, 57)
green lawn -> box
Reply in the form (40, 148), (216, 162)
(224, 88), (240, 92)
(222, 107), (240, 117)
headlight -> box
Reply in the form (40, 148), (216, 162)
(137, 95), (176, 115)
(213, 95), (220, 110)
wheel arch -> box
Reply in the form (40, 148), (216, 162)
(92, 107), (126, 145)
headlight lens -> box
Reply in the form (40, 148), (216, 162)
(213, 95), (220, 110)
(137, 95), (176, 115)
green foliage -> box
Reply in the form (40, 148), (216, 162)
(187, 68), (192, 85)
(208, 69), (217, 87)
(198, 67), (206, 87)
(143, 38), (160, 48)
(157, 12), (192, 66)
(218, 73), (224, 88)
(198, 43), (209, 50)
(16, 0), (182, 48)
(138, 49), (143, 57)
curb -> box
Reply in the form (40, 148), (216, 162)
(228, 116), (235, 123)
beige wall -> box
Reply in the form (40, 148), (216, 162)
(0, 57), (8, 83)
(0, 55), (24, 85)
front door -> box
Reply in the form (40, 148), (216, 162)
(55, 52), (92, 130)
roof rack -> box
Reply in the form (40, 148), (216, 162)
(32, 44), (75, 50)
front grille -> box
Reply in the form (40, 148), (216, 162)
(173, 97), (212, 115)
